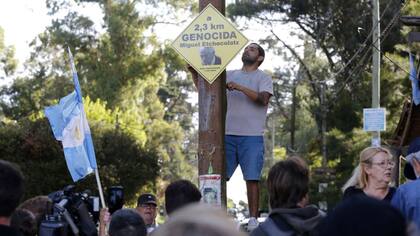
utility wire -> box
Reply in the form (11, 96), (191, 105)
(325, 1), (406, 108)
(328, 0), (397, 81)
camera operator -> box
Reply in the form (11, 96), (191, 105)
(10, 209), (37, 236)
(39, 186), (99, 236)
(0, 160), (25, 236)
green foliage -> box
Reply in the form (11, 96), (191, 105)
(228, 0), (416, 210)
(158, 45), (196, 130)
(0, 26), (17, 80)
(0, 0), (197, 202)
(0, 97), (159, 202)
(308, 128), (371, 209)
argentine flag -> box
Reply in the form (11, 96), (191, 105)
(44, 48), (97, 182)
(409, 53), (420, 106)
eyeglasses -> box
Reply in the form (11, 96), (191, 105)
(140, 204), (157, 209)
(371, 160), (395, 169)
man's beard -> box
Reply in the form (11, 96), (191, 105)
(242, 54), (257, 65)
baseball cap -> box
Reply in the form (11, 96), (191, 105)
(137, 193), (157, 206)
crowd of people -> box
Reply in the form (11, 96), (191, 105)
(4, 43), (420, 236)
(2, 142), (420, 236)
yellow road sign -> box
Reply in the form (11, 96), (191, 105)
(171, 4), (248, 84)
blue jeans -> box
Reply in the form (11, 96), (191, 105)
(225, 135), (264, 180)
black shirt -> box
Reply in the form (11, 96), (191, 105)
(343, 186), (396, 202)
(0, 224), (22, 236)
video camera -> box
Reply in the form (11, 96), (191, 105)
(39, 185), (100, 236)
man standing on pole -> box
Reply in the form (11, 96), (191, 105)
(189, 43), (273, 231)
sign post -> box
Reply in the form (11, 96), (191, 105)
(363, 108), (386, 146)
(171, 0), (248, 208)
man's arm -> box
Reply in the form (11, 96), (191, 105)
(187, 65), (198, 89)
(227, 81), (271, 106)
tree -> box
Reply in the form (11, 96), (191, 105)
(0, 26), (17, 81)
(0, 0), (197, 201)
(227, 0), (417, 209)
(0, 98), (159, 202)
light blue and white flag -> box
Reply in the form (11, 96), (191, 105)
(409, 53), (420, 105)
(44, 48), (97, 182)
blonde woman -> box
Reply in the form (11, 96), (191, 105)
(342, 146), (396, 202)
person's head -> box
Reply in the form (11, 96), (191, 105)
(342, 146), (394, 191)
(319, 195), (407, 236)
(267, 157), (309, 209)
(360, 147), (394, 188)
(109, 209), (147, 236)
(18, 196), (53, 227)
(200, 47), (216, 65)
(242, 43), (265, 66)
(164, 180), (201, 216)
(152, 203), (246, 236)
(360, 147), (395, 186)
(10, 209), (37, 236)
(404, 137), (420, 179)
(0, 160), (24, 219)
(136, 193), (157, 225)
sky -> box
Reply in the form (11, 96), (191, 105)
(0, 0), (297, 206)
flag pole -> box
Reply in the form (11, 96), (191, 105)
(67, 47), (106, 209)
(95, 168), (106, 208)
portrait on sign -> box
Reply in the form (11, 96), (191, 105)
(199, 47), (221, 65)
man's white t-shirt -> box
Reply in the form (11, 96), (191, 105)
(225, 69), (273, 136)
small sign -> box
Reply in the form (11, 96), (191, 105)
(199, 174), (221, 208)
(171, 4), (248, 84)
(363, 108), (386, 131)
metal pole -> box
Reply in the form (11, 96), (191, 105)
(372, 0), (381, 146)
(197, 0), (227, 208)
(321, 82), (327, 167)
(290, 82), (297, 152)
(272, 116), (275, 160)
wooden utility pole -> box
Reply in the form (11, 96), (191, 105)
(371, 0), (381, 146)
(197, 0), (227, 207)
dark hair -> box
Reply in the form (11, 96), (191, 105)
(152, 204), (245, 236)
(319, 196), (407, 236)
(109, 209), (147, 236)
(250, 43), (265, 66)
(165, 180), (201, 216)
(10, 209), (37, 236)
(18, 196), (53, 226)
(267, 158), (309, 208)
(0, 160), (24, 217)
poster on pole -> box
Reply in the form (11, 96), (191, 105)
(363, 108), (386, 131)
(171, 4), (248, 84)
(199, 174), (221, 208)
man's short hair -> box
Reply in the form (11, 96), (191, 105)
(18, 196), (53, 226)
(164, 180), (201, 216)
(0, 160), (24, 217)
(10, 208), (37, 236)
(250, 43), (265, 66)
(109, 209), (147, 236)
(267, 158), (309, 209)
